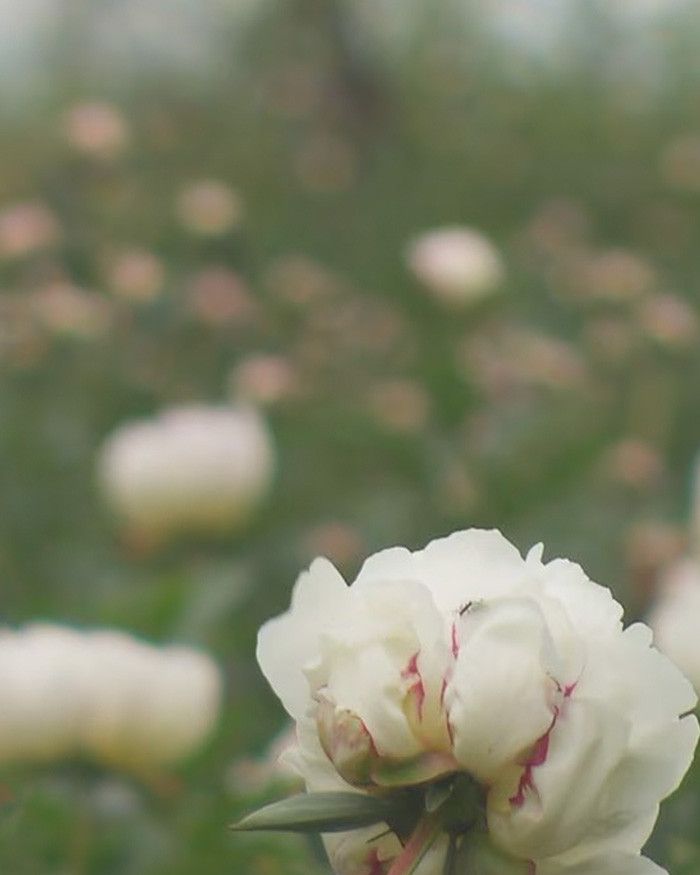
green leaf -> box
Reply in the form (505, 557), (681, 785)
(230, 792), (394, 834)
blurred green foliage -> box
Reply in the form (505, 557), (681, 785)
(1, 0), (700, 871)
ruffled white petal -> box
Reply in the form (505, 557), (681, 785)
(649, 558), (700, 693)
(447, 598), (559, 783)
(308, 578), (449, 759)
(489, 622), (698, 861)
(355, 529), (528, 615)
(536, 557), (624, 639)
(324, 825), (403, 875)
(257, 558), (349, 720)
(491, 697), (635, 858)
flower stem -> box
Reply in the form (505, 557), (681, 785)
(386, 812), (442, 875)
(442, 835), (458, 875)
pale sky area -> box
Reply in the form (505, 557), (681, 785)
(0, 0), (692, 104)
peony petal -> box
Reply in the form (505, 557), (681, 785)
(354, 530), (528, 616)
(537, 558), (624, 640)
(536, 851), (666, 875)
(447, 598), (559, 783)
(649, 559), (700, 693)
(324, 824), (403, 875)
(489, 698), (632, 860)
(310, 579), (448, 760)
(257, 558), (349, 720)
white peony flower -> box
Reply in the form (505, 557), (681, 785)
(405, 227), (504, 305)
(649, 558), (700, 695)
(0, 625), (94, 762)
(0, 624), (222, 770)
(98, 404), (275, 541)
(80, 630), (223, 768)
(257, 529), (698, 875)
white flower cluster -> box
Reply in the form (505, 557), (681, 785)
(258, 529), (697, 875)
(98, 405), (275, 541)
(0, 624), (222, 770)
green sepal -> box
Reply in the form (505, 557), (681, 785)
(230, 791), (395, 834)
(454, 832), (531, 874)
(424, 777), (455, 814)
(371, 751), (458, 788)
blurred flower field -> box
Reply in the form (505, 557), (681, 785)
(2, 1), (700, 872)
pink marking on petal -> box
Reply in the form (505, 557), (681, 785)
(451, 622), (459, 658)
(439, 675), (455, 746)
(402, 652), (426, 721)
(527, 732), (550, 767)
(508, 767), (532, 808)
(509, 708), (561, 808)
(402, 653), (419, 678)
(407, 682), (425, 720)
(341, 709), (380, 759)
(550, 669), (581, 701)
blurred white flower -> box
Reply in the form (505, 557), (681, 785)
(405, 226), (504, 305)
(637, 293), (699, 350)
(583, 249), (656, 302)
(461, 325), (587, 398)
(624, 521), (686, 605)
(62, 101), (129, 159)
(106, 248), (165, 302)
(649, 560), (700, 696)
(98, 405), (275, 541)
(366, 378), (430, 434)
(82, 630), (222, 768)
(264, 254), (342, 306)
(229, 354), (299, 406)
(176, 180), (243, 236)
(0, 201), (60, 259)
(0, 624), (222, 769)
(258, 529), (697, 875)
(228, 724), (301, 796)
(186, 267), (256, 327)
(302, 522), (364, 570)
(603, 438), (665, 492)
(31, 282), (113, 340)
(0, 625), (91, 762)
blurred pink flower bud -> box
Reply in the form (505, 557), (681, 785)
(63, 101), (129, 159)
(176, 180), (243, 236)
